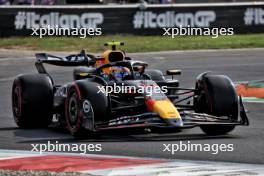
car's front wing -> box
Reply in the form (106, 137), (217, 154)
(94, 97), (249, 132)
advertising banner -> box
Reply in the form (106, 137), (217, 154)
(0, 4), (264, 36)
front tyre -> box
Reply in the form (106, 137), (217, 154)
(194, 73), (238, 135)
(65, 81), (108, 138)
(65, 86), (90, 138)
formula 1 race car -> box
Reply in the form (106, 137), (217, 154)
(11, 42), (249, 138)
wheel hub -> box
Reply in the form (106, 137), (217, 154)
(68, 93), (78, 126)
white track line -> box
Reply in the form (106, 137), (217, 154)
(86, 161), (264, 176)
(0, 77), (15, 82)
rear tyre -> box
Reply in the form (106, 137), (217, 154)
(12, 74), (53, 128)
(144, 69), (177, 95)
(144, 69), (165, 81)
(65, 81), (108, 138)
(194, 74), (238, 135)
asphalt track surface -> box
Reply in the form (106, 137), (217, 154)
(0, 49), (263, 164)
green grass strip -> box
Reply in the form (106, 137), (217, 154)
(0, 34), (264, 53)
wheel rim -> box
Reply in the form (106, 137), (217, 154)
(68, 92), (79, 128)
(12, 86), (22, 118)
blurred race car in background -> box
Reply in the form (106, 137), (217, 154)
(11, 42), (249, 138)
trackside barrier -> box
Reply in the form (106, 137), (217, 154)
(0, 2), (264, 36)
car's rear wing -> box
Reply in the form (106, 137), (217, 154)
(35, 50), (96, 74)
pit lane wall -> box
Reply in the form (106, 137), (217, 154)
(0, 2), (264, 37)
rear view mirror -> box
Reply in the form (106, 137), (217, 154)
(166, 69), (182, 75)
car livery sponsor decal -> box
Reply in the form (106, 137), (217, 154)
(82, 100), (91, 113)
